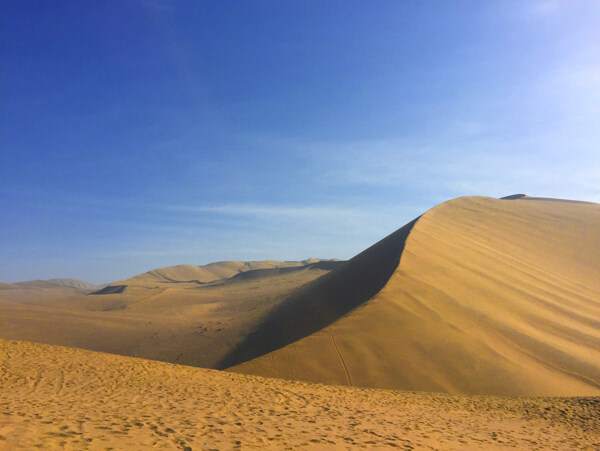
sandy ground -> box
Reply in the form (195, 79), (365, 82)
(232, 196), (600, 396)
(1, 339), (598, 450)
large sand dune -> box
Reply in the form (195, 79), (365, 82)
(230, 196), (600, 396)
(1, 338), (598, 450)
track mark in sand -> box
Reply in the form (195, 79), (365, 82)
(54, 368), (65, 396)
(0, 352), (7, 380)
(329, 326), (352, 386)
(269, 353), (278, 378)
(29, 368), (42, 394)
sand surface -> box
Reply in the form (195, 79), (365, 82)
(231, 196), (600, 396)
(1, 339), (598, 450)
(0, 261), (339, 369)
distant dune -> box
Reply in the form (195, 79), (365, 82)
(2, 338), (598, 449)
(0, 278), (98, 302)
(230, 196), (600, 396)
(0, 259), (339, 368)
(0, 278), (98, 290)
(107, 259), (339, 290)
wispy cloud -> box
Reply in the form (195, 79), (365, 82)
(271, 130), (600, 203)
(164, 203), (360, 220)
(527, 0), (562, 17)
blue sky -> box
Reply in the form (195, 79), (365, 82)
(1, 1), (599, 284)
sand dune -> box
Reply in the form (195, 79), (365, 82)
(2, 338), (598, 450)
(219, 219), (418, 368)
(230, 196), (600, 396)
(108, 259), (338, 290)
(0, 260), (339, 368)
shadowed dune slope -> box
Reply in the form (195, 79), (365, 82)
(220, 218), (418, 369)
(2, 339), (599, 450)
(231, 196), (600, 396)
(224, 260), (345, 283)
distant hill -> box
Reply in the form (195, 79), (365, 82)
(97, 259), (340, 292)
(0, 278), (99, 302)
(0, 278), (98, 290)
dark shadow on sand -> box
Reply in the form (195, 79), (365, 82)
(220, 217), (419, 369)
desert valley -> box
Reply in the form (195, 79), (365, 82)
(1, 195), (599, 449)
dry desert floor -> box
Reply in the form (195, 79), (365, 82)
(1, 339), (599, 450)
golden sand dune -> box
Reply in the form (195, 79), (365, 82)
(0, 260), (340, 368)
(230, 196), (600, 396)
(107, 259), (338, 290)
(1, 339), (598, 450)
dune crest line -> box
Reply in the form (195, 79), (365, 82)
(220, 218), (420, 369)
(230, 196), (600, 396)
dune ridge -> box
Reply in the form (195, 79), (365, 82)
(0, 279), (98, 303)
(115, 259), (338, 289)
(220, 218), (418, 369)
(0, 279), (97, 290)
(231, 196), (600, 396)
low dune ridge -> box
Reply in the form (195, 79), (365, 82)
(0, 279), (97, 290)
(1, 338), (598, 450)
(113, 259), (338, 289)
(0, 279), (98, 303)
(230, 196), (600, 396)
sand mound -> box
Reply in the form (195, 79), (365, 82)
(1, 339), (598, 450)
(230, 196), (600, 396)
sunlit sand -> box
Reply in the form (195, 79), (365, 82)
(2, 339), (598, 449)
(1, 195), (599, 449)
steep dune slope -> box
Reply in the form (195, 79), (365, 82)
(219, 219), (417, 368)
(2, 339), (598, 450)
(230, 196), (600, 396)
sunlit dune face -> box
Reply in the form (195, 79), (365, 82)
(231, 197), (600, 396)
